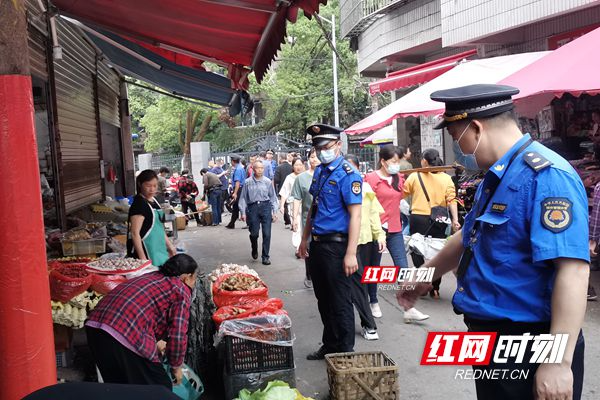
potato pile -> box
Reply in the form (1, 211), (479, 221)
(220, 274), (265, 291)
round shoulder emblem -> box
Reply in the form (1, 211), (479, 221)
(351, 181), (362, 195)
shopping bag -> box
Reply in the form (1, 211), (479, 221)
(164, 363), (204, 400)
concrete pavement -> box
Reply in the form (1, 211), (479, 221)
(180, 218), (600, 399)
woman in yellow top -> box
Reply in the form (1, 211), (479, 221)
(403, 149), (460, 299)
(345, 155), (386, 341)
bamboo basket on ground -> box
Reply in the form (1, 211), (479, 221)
(326, 351), (399, 400)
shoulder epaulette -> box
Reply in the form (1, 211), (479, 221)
(341, 162), (353, 174)
(523, 151), (553, 172)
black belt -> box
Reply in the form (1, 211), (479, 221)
(311, 233), (348, 243)
(249, 200), (270, 206)
(464, 317), (550, 332)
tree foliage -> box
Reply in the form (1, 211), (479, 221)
(249, 1), (371, 140)
(127, 1), (374, 153)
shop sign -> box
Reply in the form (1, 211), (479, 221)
(548, 24), (600, 50)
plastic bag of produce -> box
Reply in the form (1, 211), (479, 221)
(212, 298), (286, 328)
(212, 273), (268, 307)
(49, 265), (93, 302)
(215, 315), (295, 347)
(90, 274), (127, 295)
(236, 380), (313, 400)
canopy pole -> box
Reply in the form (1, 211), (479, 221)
(0, 1), (56, 399)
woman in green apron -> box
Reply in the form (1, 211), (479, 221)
(127, 170), (177, 266)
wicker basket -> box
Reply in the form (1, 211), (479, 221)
(326, 352), (399, 400)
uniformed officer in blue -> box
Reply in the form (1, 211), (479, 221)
(397, 84), (590, 400)
(297, 123), (363, 360)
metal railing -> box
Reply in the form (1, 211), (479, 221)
(340, 0), (410, 38)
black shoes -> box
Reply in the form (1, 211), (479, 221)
(306, 346), (329, 361)
(262, 258), (271, 265)
(252, 249), (258, 260)
(225, 224), (234, 229)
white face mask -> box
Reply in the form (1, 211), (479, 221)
(318, 148), (337, 164)
(386, 162), (401, 175)
(453, 122), (481, 170)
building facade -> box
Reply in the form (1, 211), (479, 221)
(26, 0), (135, 229)
(341, 0), (600, 160)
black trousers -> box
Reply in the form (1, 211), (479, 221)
(182, 198), (201, 224)
(283, 202), (291, 225)
(409, 214), (446, 291)
(309, 240), (355, 353)
(86, 327), (172, 389)
(227, 195), (240, 226)
(358, 241), (380, 304)
(247, 202), (273, 260)
(351, 257), (377, 330)
(466, 320), (584, 400)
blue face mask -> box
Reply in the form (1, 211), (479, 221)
(453, 122), (481, 170)
(318, 148), (337, 164)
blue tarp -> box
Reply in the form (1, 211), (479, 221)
(88, 29), (236, 106)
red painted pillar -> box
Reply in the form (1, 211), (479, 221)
(0, 2), (57, 399)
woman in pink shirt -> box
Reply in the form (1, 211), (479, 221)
(364, 145), (429, 323)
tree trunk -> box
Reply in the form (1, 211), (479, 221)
(193, 114), (212, 142)
(0, 1), (57, 398)
(0, 0), (29, 75)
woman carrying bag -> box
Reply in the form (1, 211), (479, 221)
(86, 254), (198, 388)
(365, 145), (429, 323)
(403, 149), (460, 299)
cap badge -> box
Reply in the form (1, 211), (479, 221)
(445, 112), (468, 122)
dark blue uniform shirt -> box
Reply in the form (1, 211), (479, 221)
(309, 155), (362, 235)
(232, 164), (246, 188)
(454, 134), (590, 322)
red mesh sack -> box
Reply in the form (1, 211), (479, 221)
(49, 265), (93, 302)
(90, 274), (127, 295)
(212, 273), (268, 307)
(212, 298), (285, 327)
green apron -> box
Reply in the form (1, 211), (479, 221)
(143, 205), (169, 267)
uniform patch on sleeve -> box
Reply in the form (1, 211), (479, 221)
(351, 181), (362, 195)
(541, 197), (572, 233)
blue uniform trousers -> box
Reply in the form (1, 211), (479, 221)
(467, 320), (584, 400)
(208, 188), (222, 225)
(309, 240), (355, 353)
(247, 201), (272, 261)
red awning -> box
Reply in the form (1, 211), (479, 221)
(347, 52), (548, 135)
(52, 0), (327, 85)
(369, 49), (477, 96)
(500, 26), (600, 117)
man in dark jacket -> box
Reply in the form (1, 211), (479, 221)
(273, 153), (294, 227)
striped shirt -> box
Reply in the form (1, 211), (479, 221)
(590, 183), (600, 241)
(86, 272), (191, 367)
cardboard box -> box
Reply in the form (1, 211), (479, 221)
(176, 216), (187, 230)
